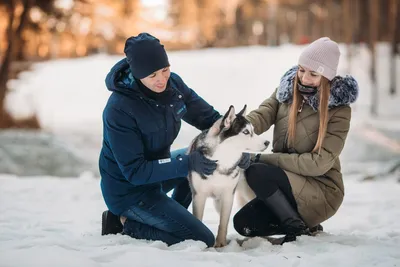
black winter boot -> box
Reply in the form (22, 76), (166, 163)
(260, 189), (310, 243)
(101, 210), (123, 236)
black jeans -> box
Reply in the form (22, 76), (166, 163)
(233, 163), (298, 237)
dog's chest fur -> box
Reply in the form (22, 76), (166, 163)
(190, 168), (241, 198)
(189, 145), (242, 198)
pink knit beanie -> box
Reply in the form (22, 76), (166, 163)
(298, 37), (340, 81)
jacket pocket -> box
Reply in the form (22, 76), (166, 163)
(139, 120), (167, 152)
(173, 103), (187, 122)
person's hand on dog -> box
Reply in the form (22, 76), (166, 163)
(188, 149), (218, 175)
(238, 152), (251, 169)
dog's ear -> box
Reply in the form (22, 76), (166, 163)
(208, 117), (223, 136)
(220, 105), (236, 131)
(237, 104), (247, 117)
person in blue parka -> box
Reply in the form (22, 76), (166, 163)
(99, 33), (250, 247)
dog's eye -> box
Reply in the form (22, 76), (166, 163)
(243, 129), (250, 135)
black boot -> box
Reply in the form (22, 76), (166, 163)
(261, 189), (310, 243)
(101, 210), (123, 236)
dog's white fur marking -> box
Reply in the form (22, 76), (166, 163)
(188, 105), (269, 247)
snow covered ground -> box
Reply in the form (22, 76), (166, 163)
(1, 43), (400, 266)
(1, 174), (400, 267)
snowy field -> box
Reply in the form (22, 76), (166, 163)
(1, 175), (400, 267)
(1, 43), (400, 266)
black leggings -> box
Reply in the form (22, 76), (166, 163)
(233, 163), (298, 237)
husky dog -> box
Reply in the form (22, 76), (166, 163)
(187, 105), (269, 247)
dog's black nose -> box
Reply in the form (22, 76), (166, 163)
(264, 141), (270, 147)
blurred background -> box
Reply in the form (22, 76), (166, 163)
(0, 0), (399, 179)
(1, 0), (400, 125)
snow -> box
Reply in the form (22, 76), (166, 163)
(1, 43), (400, 266)
(1, 175), (399, 267)
(0, 130), (92, 176)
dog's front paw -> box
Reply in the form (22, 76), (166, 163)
(214, 237), (227, 248)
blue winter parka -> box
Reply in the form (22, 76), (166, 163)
(99, 58), (221, 215)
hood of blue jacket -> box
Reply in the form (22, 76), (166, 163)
(105, 58), (139, 95)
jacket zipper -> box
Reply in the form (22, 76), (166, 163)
(298, 99), (306, 113)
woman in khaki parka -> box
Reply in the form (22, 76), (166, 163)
(233, 37), (359, 243)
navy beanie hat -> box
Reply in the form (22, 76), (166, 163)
(124, 33), (170, 79)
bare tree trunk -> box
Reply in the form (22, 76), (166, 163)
(0, 0), (35, 128)
(275, 6), (282, 46)
(390, 0), (399, 95)
(359, 2), (369, 43)
(324, 0), (334, 38)
(332, 2), (340, 41)
(354, 0), (360, 43)
(266, 0), (278, 46)
(311, 6), (318, 41)
(319, 0), (326, 37)
(15, 0), (33, 61)
(343, 0), (353, 73)
(0, 0), (16, 116)
(280, 7), (289, 43)
(369, 0), (379, 116)
(306, 9), (312, 40)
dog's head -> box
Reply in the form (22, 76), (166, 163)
(209, 105), (269, 152)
